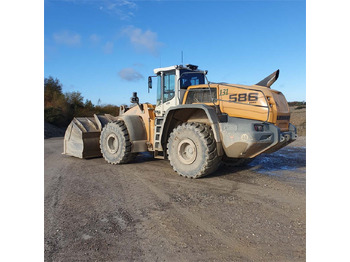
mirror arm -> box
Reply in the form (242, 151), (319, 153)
(148, 75), (157, 93)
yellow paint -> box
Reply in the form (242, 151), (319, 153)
(183, 83), (291, 131)
(124, 103), (156, 146)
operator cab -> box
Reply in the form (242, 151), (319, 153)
(149, 64), (207, 116)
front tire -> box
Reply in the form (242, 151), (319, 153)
(167, 122), (221, 178)
(100, 121), (136, 164)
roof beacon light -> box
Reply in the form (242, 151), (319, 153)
(186, 64), (198, 70)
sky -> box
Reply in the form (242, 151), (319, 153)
(44, 0), (306, 106)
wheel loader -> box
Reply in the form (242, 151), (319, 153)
(63, 64), (297, 178)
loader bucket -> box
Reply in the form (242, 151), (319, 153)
(63, 114), (113, 159)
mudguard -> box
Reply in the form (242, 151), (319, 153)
(160, 104), (224, 156)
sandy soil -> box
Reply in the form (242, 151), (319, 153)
(289, 106), (306, 137)
(45, 137), (305, 261)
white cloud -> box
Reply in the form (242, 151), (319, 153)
(89, 34), (101, 44)
(122, 26), (162, 56)
(102, 41), (114, 54)
(99, 0), (137, 20)
(118, 67), (144, 81)
(53, 30), (81, 47)
(62, 0), (137, 20)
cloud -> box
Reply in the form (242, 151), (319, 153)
(122, 26), (162, 56)
(62, 0), (137, 20)
(99, 0), (137, 20)
(89, 34), (101, 44)
(133, 62), (144, 67)
(53, 30), (81, 47)
(104, 0), (136, 10)
(118, 67), (144, 81)
(102, 41), (114, 54)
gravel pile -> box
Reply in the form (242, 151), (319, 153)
(44, 121), (66, 139)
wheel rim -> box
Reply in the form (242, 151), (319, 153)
(177, 139), (197, 164)
(107, 134), (119, 154)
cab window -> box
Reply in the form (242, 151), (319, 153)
(156, 75), (161, 105)
(163, 71), (175, 103)
(180, 70), (205, 89)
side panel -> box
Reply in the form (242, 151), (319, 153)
(183, 84), (293, 132)
(217, 84), (271, 122)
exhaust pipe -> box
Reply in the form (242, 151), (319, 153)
(256, 69), (279, 88)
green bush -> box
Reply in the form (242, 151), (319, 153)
(44, 107), (66, 126)
(95, 104), (120, 116)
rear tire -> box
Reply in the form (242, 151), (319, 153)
(167, 122), (221, 178)
(100, 121), (136, 164)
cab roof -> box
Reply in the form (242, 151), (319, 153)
(153, 64), (201, 74)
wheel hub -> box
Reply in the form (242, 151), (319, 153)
(107, 134), (119, 154)
(177, 139), (197, 164)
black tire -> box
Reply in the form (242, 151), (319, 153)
(100, 121), (136, 164)
(167, 122), (221, 178)
(222, 156), (253, 167)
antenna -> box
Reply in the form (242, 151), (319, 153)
(181, 51), (184, 65)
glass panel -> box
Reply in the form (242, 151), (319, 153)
(180, 70), (205, 89)
(156, 75), (161, 105)
(163, 71), (175, 103)
(185, 88), (217, 104)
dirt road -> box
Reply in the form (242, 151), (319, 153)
(45, 137), (306, 262)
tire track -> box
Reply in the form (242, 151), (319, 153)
(128, 168), (261, 261)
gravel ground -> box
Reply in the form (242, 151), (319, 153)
(45, 137), (306, 261)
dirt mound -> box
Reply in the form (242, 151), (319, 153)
(290, 106), (306, 136)
(44, 121), (66, 139)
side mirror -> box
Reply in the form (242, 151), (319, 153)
(148, 76), (152, 93)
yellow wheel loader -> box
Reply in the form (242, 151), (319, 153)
(63, 64), (297, 178)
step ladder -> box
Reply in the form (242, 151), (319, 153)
(154, 117), (165, 159)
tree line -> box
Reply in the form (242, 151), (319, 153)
(44, 76), (119, 127)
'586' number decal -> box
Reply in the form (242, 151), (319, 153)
(219, 89), (259, 102)
(229, 93), (259, 102)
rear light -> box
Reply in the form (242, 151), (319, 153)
(254, 124), (264, 132)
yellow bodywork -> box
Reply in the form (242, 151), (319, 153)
(183, 83), (291, 132)
(120, 82), (291, 153)
(123, 103), (156, 147)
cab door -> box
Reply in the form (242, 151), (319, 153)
(155, 70), (178, 116)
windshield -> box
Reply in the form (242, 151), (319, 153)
(180, 70), (205, 89)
